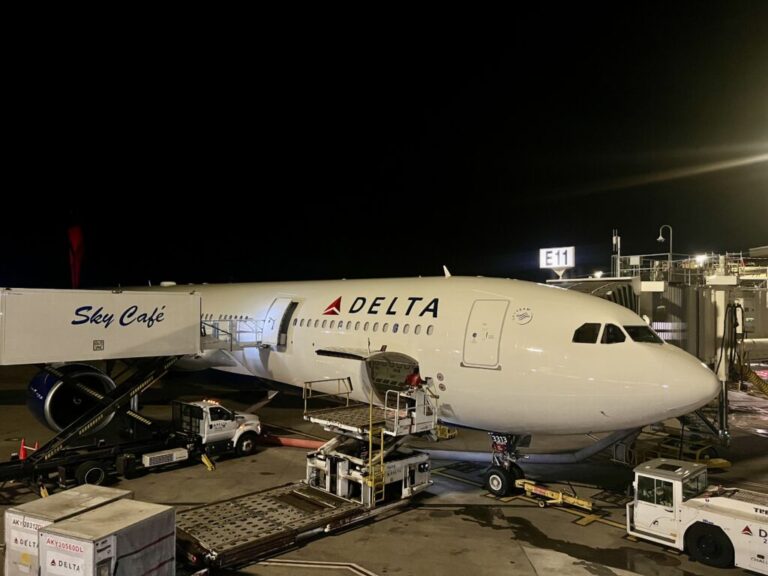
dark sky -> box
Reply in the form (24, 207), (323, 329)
(3, 5), (767, 289)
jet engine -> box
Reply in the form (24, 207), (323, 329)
(27, 364), (116, 432)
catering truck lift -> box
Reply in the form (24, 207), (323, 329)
(627, 458), (768, 574)
(0, 288), (259, 490)
(175, 378), (437, 570)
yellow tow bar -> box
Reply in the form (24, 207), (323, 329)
(515, 479), (593, 512)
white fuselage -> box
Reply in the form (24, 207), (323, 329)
(176, 276), (719, 435)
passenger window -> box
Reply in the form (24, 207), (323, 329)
(346, 321), (352, 330)
(403, 324), (410, 334)
(300, 319), (305, 327)
(383, 323), (389, 333)
(293, 318), (297, 326)
(373, 322), (379, 332)
(209, 406), (231, 421)
(427, 325), (434, 335)
(355, 321), (361, 331)
(330, 321), (335, 329)
(624, 325), (663, 344)
(314, 319), (319, 328)
(338, 322), (344, 330)
(322, 320), (328, 329)
(415, 325), (422, 335)
(572, 323), (600, 343)
(364, 322), (370, 331)
(393, 323), (399, 333)
(601, 324), (626, 344)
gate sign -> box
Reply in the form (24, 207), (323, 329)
(539, 246), (575, 276)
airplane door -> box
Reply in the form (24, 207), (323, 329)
(262, 298), (294, 347)
(462, 300), (509, 369)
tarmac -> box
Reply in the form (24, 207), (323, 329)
(1, 364), (767, 575)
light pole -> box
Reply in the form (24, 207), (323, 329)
(657, 224), (673, 279)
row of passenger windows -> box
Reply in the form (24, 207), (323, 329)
(572, 323), (663, 345)
(292, 318), (434, 336)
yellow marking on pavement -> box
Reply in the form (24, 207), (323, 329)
(433, 470), (484, 488)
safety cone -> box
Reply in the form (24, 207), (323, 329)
(19, 438), (27, 461)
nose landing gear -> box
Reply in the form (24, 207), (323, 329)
(485, 433), (528, 496)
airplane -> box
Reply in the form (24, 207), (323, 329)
(174, 275), (719, 494)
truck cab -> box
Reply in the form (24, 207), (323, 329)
(172, 400), (261, 456)
(627, 458), (768, 573)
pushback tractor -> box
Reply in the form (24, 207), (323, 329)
(627, 458), (767, 574)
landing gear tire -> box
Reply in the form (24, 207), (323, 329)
(685, 523), (734, 568)
(75, 461), (108, 485)
(486, 467), (510, 496)
(236, 433), (258, 457)
(485, 463), (522, 497)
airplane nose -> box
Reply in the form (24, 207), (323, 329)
(659, 346), (720, 416)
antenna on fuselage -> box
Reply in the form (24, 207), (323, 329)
(442, 265), (452, 278)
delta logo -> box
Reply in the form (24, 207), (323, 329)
(323, 296), (439, 318)
(323, 297), (342, 315)
(741, 525), (767, 538)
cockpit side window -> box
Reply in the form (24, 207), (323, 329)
(624, 325), (663, 344)
(601, 324), (626, 344)
(572, 323), (601, 343)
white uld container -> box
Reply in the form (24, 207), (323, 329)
(4, 485), (132, 576)
(39, 499), (175, 576)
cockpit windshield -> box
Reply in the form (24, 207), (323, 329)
(572, 323), (600, 343)
(624, 325), (663, 344)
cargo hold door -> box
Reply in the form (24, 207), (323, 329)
(462, 300), (509, 369)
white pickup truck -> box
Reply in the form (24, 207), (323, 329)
(627, 458), (767, 574)
(170, 399), (262, 457)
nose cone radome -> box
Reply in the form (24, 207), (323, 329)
(659, 345), (720, 417)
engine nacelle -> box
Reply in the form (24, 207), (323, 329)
(27, 364), (116, 432)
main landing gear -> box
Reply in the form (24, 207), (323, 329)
(485, 433), (528, 497)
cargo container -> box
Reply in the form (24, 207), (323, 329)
(39, 499), (175, 576)
(4, 485), (132, 576)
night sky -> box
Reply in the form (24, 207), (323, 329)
(3, 5), (767, 289)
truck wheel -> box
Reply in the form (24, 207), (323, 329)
(685, 523), (734, 568)
(75, 461), (108, 485)
(236, 433), (258, 457)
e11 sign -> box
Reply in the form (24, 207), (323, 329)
(539, 246), (575, 270)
